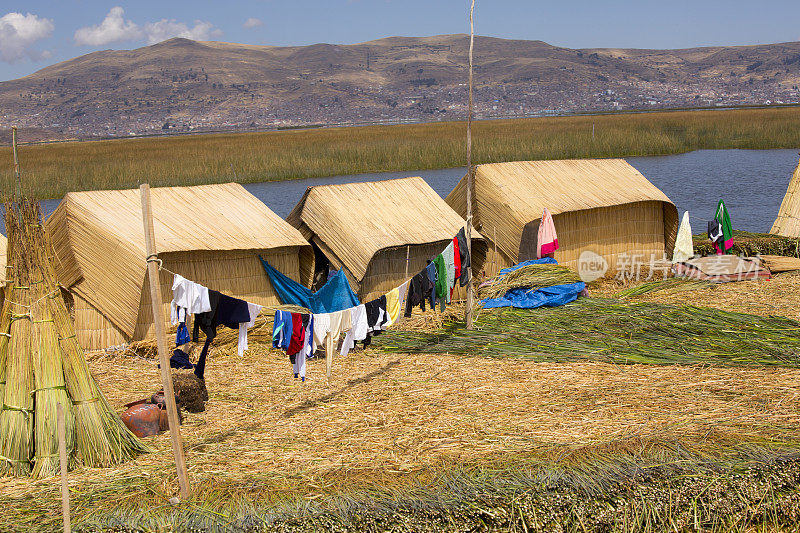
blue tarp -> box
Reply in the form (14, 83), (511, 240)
(259, 256), (360, 313)
(480, 257), (585, 309)
(481, 282), (586, 309)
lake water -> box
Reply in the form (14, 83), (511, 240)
(4, 148), (800, 235)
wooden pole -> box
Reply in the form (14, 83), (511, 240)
(11, 126), (21, 199)
(139, 184), (190, 500)
(465, 0), (476, 330)
(404, 245), (410, 281)
(57, 404), (71, 533)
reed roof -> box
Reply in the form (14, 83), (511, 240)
(446, 159), (676, 262)
(46, 183), (311, 337)
(770, 157), (800, 238)
(286, 177), (481, 280)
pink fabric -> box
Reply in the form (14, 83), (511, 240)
(537, 208), (558, 258)
(714, 238), (734, 255)
(540, 238), (559, 256)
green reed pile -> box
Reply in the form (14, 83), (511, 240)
(479, 263), (582, 300)
(376, 297), (800, 367)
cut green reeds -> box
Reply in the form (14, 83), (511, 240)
(693, 230), (800, 257)
(478, 263), (582, 300)
(20, 198), (75, 479)
(614, 277), (715, 298)
(31, 200), (150, 467)
(30, 297), (74, 478)
(376, 297), (800, 367)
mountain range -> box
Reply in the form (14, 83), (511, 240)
(1, 34), (799, 140)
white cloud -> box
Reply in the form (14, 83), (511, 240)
(74, 9), (223, 47)
(143, 19), (223, 44)
(74, 7), (142, 46)
(243, 17), (263, 29)
(0, 12), (54, 63)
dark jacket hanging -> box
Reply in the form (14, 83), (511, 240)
(404, 270), (431, 317)
(192, 290), (251, 380)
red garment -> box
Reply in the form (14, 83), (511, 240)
(287, 312), (305, 356)
(451, 236), (461, 300)
(453, 236), (461, 280)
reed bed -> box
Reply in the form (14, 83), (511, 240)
(591, 269), (800, 319)
(8, 443), (800, 532)
(376, 298), (800, 367)
(478, 263), (582, 300)
(3, 107), (800, 200)
(614, 277), (715, 298)
(2, 344), (799, 530)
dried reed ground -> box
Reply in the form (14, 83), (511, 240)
(592, 270), (800, 317)
(3, 275), (800, 529)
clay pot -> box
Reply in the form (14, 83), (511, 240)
(121, 403), (164, 438)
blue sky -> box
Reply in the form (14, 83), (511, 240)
(2, 0), (800, 81)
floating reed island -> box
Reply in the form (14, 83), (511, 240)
(0, 197), (147, 479)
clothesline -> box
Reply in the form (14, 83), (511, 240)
(153, 222), (520, 383)
(147, 255), (288, 315)
(264, 227), (474, 381)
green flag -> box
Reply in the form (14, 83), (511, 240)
(716, 200), (733, 254)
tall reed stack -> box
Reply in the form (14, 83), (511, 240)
(0, 197), (148, 479)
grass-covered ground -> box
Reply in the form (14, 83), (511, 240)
(3, 272), (800, 531)
(2, 106), (800, 200)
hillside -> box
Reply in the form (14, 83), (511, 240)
(1, 34), (799, 138)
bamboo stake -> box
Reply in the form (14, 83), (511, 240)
(465, 0), (476, 330)
(57, 403), (71, 533)
(404, 245), (410, 282)
(139, 184), (190, 500)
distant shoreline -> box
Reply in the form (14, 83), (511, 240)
(1, 106), (799, 200)
(4, 103), (800, 147)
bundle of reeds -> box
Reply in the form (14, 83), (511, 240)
(1, 203), (35, 475)
(0, 197), (148, 478)
(478, 263), (582, 300)
(376, 297), (800, 367)
(0, 247), (11, 428)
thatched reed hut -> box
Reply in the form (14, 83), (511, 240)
(770, 156), (800, 237)
(286, 177), (487, 302)
(446, 159), (678, 275)
(46, 183), (312, 350)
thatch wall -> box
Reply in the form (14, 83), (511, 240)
(770, 157), (800, 237)
(446, 159), (678, 275)
(287, 177), (486, 300)
(360, 240), (488, 302)
(46, 183), (312, 350)
(69, 248), (302, 349)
